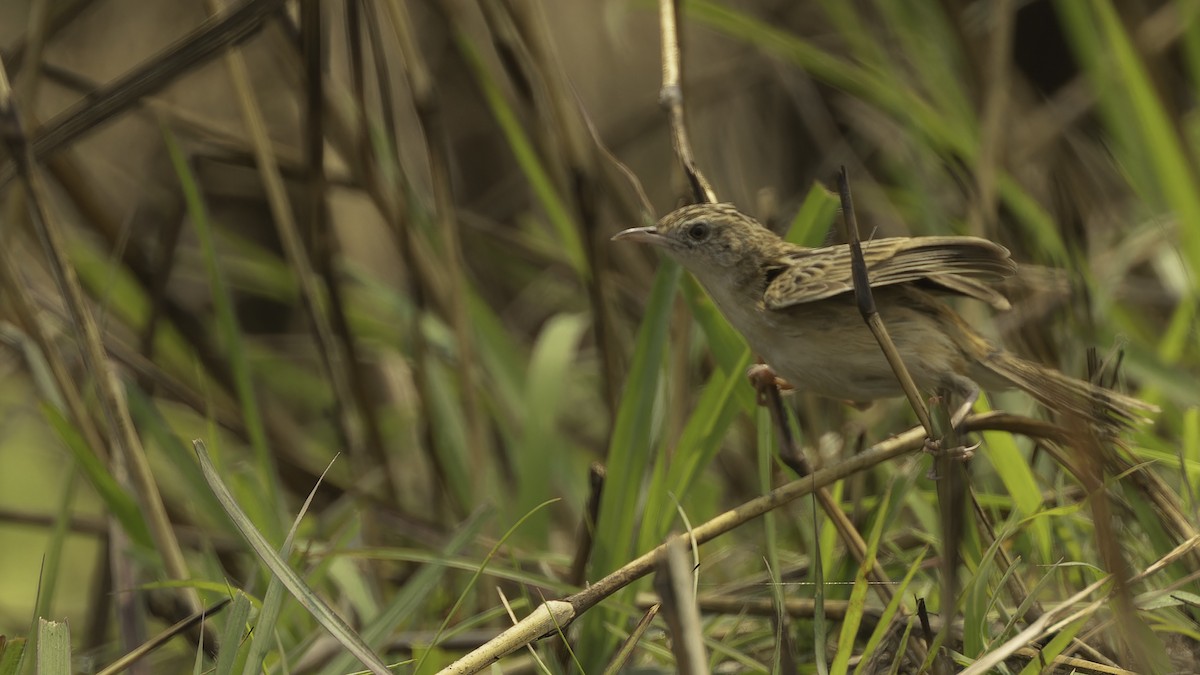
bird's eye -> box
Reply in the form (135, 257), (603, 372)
(687, 221), (710, 242)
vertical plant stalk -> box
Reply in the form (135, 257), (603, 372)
(931, 395), (967, 675)
(653, 537), (708, 674)
(1068, 413), (1156, 672)
(835, 168), (945, 667)
(658, 0), (716, 205)
(384, 0), (493, 493)
(335, 3), (459, 514)
(202, 0), (375, 496)
(837, 169), (934, 436)
(659, 0), (913, 657)
(497, 0), (626, 417)
(0, 60), (199, 614)
(757, 382), (899, 611)
(300, 0), (396, 502)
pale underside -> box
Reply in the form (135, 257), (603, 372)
(713, 282), (1002, 402)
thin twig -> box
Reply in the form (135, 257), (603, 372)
(602, 602), (660, 675)
(837, 167), (935, 437)
(658, 0), (715, 204)
(654, 537), (708, 675)
(837, 167), (956, 672)
(386, 0), (492, 496)
(0, 56), (200, 614)
(568, 463), (606, 588)
(435, 412), (1089, 674)
(0, 0), (288, 189)
(204, 0), (375, 504)
(499, 0), (627, 417)
(758, 383), (898, 608)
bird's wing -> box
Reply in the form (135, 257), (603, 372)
(924, 274), (1012, 311)
(762, 236), (1016, 310)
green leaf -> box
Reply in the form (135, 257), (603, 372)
(642, 348), (753, 546)
(978, 400), (1050, 563)
(1016, 617), (1085, 675)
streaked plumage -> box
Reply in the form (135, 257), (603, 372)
(613, 203), (1156, 430)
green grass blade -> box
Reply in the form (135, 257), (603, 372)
(320, 508), (489, 675)
(412, 500), (557, 674)
(454, 35), (588, 279)
(213, 591), (251, 675)
(125, 387), (231, 532)
(785, 183), (841, 247)
(831, 480), (890, 675)
(853, 547), (926, 675)
(0, 637), (26, 675)
(680, 275), (745, 371)
(978, 415), (1050, 562)
(241, 455), (338, 675)
(163, 124), (283, 543)
(510, 313), (590, 540)
(41, 404), (152, 547)
(578, 263), (680, 667)
(686, 0), (970, 156)
(193, 439), (391, 675)
(643, 348), (753, 546)
(35, 619), (69, 675)
(1015, 617), (1085, 675)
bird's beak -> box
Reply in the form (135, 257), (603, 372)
(611, 226), (663, 245)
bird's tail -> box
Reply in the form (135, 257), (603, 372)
(972, 349), (1157, 431)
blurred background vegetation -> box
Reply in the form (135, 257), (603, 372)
(0, 0), (1198, 672)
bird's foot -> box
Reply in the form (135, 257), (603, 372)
(746, 363), (793, 406)
(922, 437), (980, 479)
(922, 437), (980, 459)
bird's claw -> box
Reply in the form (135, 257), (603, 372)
(922, 437), (980, 459)
(922, 438), (980, 479)
(746, 363), (792, 406)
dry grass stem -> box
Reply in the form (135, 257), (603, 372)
(658, 0), (716, 204)
(0, 56), (200, 614)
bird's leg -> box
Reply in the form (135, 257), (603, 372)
(746, 361), (810, 472)
(949, 376), (980, 430)
(746, 361), (792, 406)
(924, 375), (982, 462)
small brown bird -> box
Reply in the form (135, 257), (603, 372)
(613, 203), (1155, 431)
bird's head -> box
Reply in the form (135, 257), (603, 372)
(612, 203), (778, 274)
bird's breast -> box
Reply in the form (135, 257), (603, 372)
(702, 283), (963, 402)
